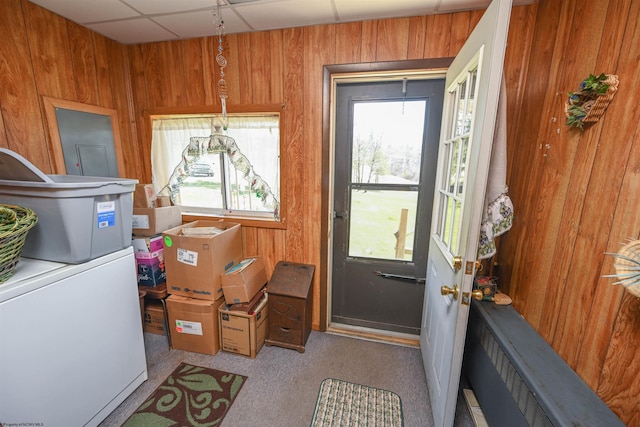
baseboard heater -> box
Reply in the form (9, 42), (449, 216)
(462, 301), (625, 427)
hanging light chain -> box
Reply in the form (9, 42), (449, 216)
(214, 0), (228, 129)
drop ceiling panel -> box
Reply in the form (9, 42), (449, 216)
(153, 9), (252, 39)
(29, 0), (140, 23)
(28, 0), (537, 44)
(235, 0), (336, 31)
(122, 0), (219, 15)
(86, 18), (178, 45)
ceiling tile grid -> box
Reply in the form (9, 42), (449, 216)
(28, 0), (535, 44)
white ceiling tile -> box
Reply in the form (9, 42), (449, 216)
(333, 0), (437, 21)
(234, 0), (335, 31)
(86, 18), (178, 44)
(153, 9), (252, 38)
(28, 0), (539, 44)
(29, 0), (140, 23)
(121, 0), (219, 15)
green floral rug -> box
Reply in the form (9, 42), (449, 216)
(123, 363), (246, 427)
(310, 378), (404, 427)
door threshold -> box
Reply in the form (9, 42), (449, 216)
(327, 323), (420, 348)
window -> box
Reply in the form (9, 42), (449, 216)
(434, 67), (478, 256)
(149, 108), (282, 223)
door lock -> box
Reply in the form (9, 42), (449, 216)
(452, 256), (463, 271)
(440, 284), (459, 300)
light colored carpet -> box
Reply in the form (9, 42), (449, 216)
(99, 331), (473, 427)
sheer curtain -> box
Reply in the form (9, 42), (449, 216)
(151, 115), (280, 209)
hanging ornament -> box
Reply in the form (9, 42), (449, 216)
(213, 1), (228, 130)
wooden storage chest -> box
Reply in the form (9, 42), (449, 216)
(265, 261), (314, 353)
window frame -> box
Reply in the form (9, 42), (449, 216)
(144, 104), (287, 230)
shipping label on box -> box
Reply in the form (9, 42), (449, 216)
(167, 295), (224, 355)
(132, 206), (182, 237)
(219, 295), (268, 358)
(163, 221), (243, 301)
(221, 256), (268, 304)
(135, 249), (166, 287)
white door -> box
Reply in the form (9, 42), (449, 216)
(420, 0), (512, 426)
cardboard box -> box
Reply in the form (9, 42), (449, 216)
(144, 300), (166, 335)
(219, 294), (268, 358)
(132, 234), (164, 253)
(167, 295), (224, 355)
(221, 256), (268, 304)
(132, 206), (182, 237)
(135, 249), (166, 287)
(163, 220), (243, 301)
(156, 195), (172, 207)
(134, 184), (157, 208)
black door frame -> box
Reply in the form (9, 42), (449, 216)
(320, 58), (454, 333)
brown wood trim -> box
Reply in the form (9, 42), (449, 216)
(320, 58), (454, 332)
(42, 96), (125, 176)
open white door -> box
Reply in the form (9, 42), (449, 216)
(420, 0), (512, 426)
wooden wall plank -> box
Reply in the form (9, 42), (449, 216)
(67, 21), (98, 106)
(376, 18), (410, 61)
(182, 39), (206, 106)
(596, 294), (640, 426)
(249, 31), (272, 104)
(282, 27), (305, 263)
(407, 17), (427, 60)
(360, 20), (377, 62)
(92, 34), (116, 109)
(335, 22), (362, 64)
(0, 0), (48, 170)
(304, 24), (336, 328)
(424, 14), (452, 58)
(236, 33), (253, 104)
(23, 1), (75, 100)
(269, 31), (284, 103)
(449, 11), (471, 55)
(201, 36), (217, 105)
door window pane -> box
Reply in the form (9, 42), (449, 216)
(346, 100), (427, 261)
(348, 189), (418, 260)
(352, 101), (426, 185)
(435, 68), (478, 256)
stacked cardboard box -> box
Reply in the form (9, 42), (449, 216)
(218, 255), (270, 357)
(132, 184), (181, 343)
(163, 220), (244, 355)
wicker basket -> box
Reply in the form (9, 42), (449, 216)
(0, 204), (38, 284)
(607, 239), (640, 298)
(582, 74), (619, 123)
(565, 74), (619, 126)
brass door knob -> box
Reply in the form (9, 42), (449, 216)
(452, 256), (463, 271)
(471, 289), (483, 301)
(441, 284), (459, 300)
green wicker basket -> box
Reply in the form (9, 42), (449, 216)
(0, 204), (38, 284)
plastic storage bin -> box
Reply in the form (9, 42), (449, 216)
(0, 148), (137, 264)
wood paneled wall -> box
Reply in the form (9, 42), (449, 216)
(0, 0), (141, 177)
(498, 0), (640, 424)
(1, 0), (636, 423)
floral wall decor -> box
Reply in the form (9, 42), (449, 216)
(565, 73), (619, 130)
